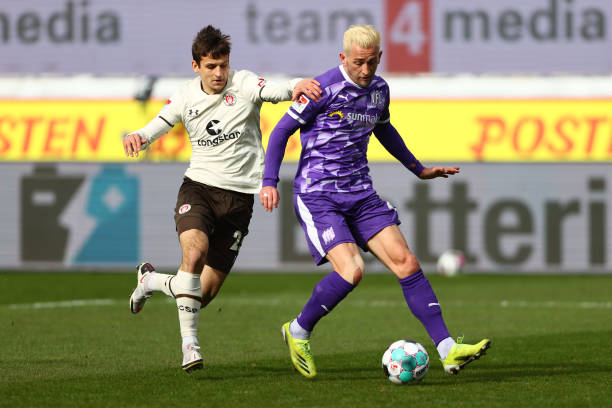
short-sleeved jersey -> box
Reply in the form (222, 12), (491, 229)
(157, 70), (287, 194)
(286, 65), (390, 194)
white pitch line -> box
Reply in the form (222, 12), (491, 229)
(7, 299), (119, 310)
(4, 298), (612, 311)
(498, 300), (612, 309)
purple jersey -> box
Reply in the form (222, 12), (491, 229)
(287, 65), (390, 193)
(263, 65), (424, 194)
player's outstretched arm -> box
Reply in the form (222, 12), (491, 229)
(123, 133), (148, 157)
(261, 114), (301, 213)
(123, 86), (181, 157)
(292, 78), (322, 102)
(123, 115), (174, 157)
(418, 167), (460, 179)
(257, 76), (321, 103)
(259, 186), (280, 213)
(373, 121), (424, 176)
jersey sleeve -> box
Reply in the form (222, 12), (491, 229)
(237, 70), (297, 104)
(285, 88), (330, 125)
(262, 114), (301, 187)
(130, 87), (184, 147)
(238, 70), (266, 103)
(157, 88), (184, 127)
(377, 84), (391, 125)
(259, 77), (302, 103)
(373, 121), (424, 176)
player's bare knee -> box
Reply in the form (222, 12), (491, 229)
(393, 252), (420, 279)
(351, 266), (364, 285)
(348, 255), (365, 284)
(181, 247), (207, 272)
(355, 255), (366, 282)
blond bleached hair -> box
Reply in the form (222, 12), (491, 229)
(343, 25), (381, 55)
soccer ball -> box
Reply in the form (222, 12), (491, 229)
(436, 249), (466, 277)
(382, 340), (429, 385)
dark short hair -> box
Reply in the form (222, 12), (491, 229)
(192, 25), (231, 65)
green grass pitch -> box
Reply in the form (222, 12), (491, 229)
(1, 272), (611, 407)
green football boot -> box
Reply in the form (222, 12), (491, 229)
(281, 322), (317, 378)
(442, 337), (491, 374)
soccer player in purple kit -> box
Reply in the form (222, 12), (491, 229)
(260, 25), (490, 379)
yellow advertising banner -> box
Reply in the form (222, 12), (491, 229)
(1, 99), (611, 162)
(384, 99), (612, 162)
(0, 100), (191, 162)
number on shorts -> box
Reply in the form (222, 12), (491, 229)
(230, 230), (244, 251)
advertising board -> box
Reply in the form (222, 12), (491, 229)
(2, 98), (610, 162)
(2, 0), (611, 75)
(2, 162), (610, 273)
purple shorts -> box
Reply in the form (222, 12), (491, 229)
(293, 190), (400, 265)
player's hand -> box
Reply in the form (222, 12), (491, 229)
(123, 133), (148, 157)
(292, 78), (322, 102)
(260, 186), (280, 213)
(419, 166), (460, 179)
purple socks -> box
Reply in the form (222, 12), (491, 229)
(295, 269), (449, 347)
(297, 271), (355, 331)
(398, 270), (451, 346)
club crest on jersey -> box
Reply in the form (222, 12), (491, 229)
(292, 95), (310, 113)
(370, 90), (384, 107)
(179, 204), (191, 214)
(223, 92), (236, 106)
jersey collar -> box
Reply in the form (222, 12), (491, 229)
(339, 64), (366, 89)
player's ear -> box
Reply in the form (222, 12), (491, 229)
(192, 60), (199, 73)
(378, 50), (383, 62)
(339, 52), (346, 65)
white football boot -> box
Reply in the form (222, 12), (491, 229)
(182, 343), (203, 372)
(129, 262), (155, 314)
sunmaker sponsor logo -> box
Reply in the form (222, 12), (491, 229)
(346, 112), (379, 124)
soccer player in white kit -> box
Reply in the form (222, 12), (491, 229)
(122, 25), (321, 372)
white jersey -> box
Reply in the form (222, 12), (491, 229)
(135, 70), (299, 194)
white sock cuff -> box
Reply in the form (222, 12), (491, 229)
(290, 318), (311, 340)
(174, 270), (202, 339)
(177, 269), (200, 279)
(182, 336), (198, 347)
(144, 272), (173, 295)
(174, 270), (201, 295)
(437, 336), (456, 360)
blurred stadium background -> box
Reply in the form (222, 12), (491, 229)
(2, 1), (612, 407)
(1, 0), (611, 274)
